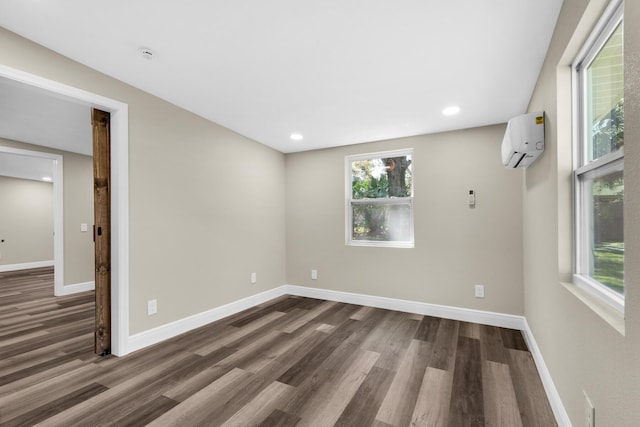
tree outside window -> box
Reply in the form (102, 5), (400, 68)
(347, 150), (413, 248)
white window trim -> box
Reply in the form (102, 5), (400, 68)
(572, 0), (624, 312)
(345, 148), (414, 248)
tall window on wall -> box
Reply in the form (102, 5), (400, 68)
(346, 149), (414, 248)
(573, 1), (624, 310)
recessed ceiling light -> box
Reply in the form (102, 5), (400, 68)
(42, 176), (52, 182)
(442, 105), (461, 116)
(290, 133), (304, 141)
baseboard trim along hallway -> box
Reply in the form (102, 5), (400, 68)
(127, 284), (571, 426)
(0, 260), (54, 272)
(60, 280), (95, 295)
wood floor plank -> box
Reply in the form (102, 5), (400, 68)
(221, 380), (295, 427)
(375, 339), (431, 426)
(410, 367), (454, 427)
(480, 324), (508, 364)
(459, 321), (481, 339)
(215, 329), (286, 371)
(448, 336), (485, 427)
(0, 347), (92, 387)
(349, 305), (375, 321)
(166, 328), (330, 425)
(315, 323), (335, 333)
(95, 343), (199, 388)
(0, 329), (49, 348)
(0, 332), (94, 378)
(277, 319), (361, 387)
(482, 360), (524, 427)
(194, 311), (286, 355)
(281, 329), (380, 418)
(229, 297), (304, 327)
(333, 366), (395, 427)
(239, 323), (320, 374)
(428, 318), (460, 371)
(360, 311), (407, 353)
(278, 300), (338, 334)
(146, 368), (253, 427)
(295, 349), (379, 427)
(312, 302), (361, 326)
(1, 382), (108, 427)
(500, 327), (529, 351)
(413, 315), (441, 342)
(372, 316), (420, 371)
(202, 327), (373, 426)
(259, 409), (301, 427)
(162, 365), (229, 403)
(35, 353), (196, 425)
(111, 395), (179, 427)
(506, 349), (557, 427)
(0, 359), (86, 398)
(0, 363), (99, 423)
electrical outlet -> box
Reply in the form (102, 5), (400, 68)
(251, 272), (257, 284)
(147, 299), (157, 316)
(585, 392), (595, 427)
(311, 269), (318, 280)
(474, 284), (485, 298)
(80, 223), (88, 232)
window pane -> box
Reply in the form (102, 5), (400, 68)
(587, 169), (624, 295)
(352, 155), (412, 199)
(352, 202), (411, 242)
(587, 21), (624, 162)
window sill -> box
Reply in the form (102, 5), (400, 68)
(347, 241), (414, 249)
(561, 281), (625, 336)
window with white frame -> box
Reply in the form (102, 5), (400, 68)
(346, 149), (414, 248)
(573, 1), (624, 310)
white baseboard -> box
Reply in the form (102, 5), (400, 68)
(60, 281), (95, 295)
(522, 319), (572, 427)
(0, 260), (54, 273)
(127, 286), (288, 354)
(124, 283), (569, 427)
(284, 284), (527, 330)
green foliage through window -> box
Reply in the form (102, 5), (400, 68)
(348, 151), (414, 246)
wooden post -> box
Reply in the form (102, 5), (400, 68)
(92, 108), (111, 355)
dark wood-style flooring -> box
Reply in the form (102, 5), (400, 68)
(0, 267), (556, 426)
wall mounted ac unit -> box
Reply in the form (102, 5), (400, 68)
(501, 112), (545, 168)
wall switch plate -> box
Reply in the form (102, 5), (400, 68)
(311, 269), (318, 280)
(474, 284), (485, 298)
(81, 223), (88, 232)
(251, 272), (257, 284)
(584, 392), (595, 427)
(147, 299), (157, 316)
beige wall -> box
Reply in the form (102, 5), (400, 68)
(0, 28), (287, 334)
(524, 0), (640, 425)
(0, 138), (95, 286)
(0, 176), (53, 265)
(286, 124), (524, 315)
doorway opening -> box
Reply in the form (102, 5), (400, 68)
(0, 65), (130, 356)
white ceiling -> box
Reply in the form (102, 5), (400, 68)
(0, 151), (55, 183)
(0, 77), (93, 156)
(0, 0), (563, 153)
(0, 77), (91, 183)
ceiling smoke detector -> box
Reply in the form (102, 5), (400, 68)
(139, 48), (155, 60)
